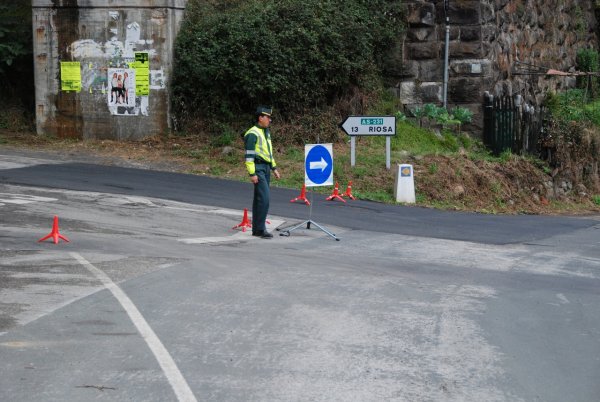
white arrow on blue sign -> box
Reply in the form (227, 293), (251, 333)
(305, 143), (333, 187)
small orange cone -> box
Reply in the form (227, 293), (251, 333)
(232, 208), (252, 232)
(38, 216), (70, 244)
(290, 183), (311, 205)
(325, 182), (346, 203)
(342, 181), (356, 200)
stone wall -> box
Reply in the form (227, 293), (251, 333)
(32, 0), (187, 140)
(388, 0), (599, 131)
(33, 0), (600, 139)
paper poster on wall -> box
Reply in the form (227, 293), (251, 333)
(132, 52), (149, 96)
(60, 61), (82, 92)
(150, 69), (166, 89)
(107, 68), (137, 115)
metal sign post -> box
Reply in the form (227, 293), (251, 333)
(443, 0), (450, 108)
(279, 143), (340, 241)
(339, 116), (396, 169)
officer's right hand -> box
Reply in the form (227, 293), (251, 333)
(250, 175), (258, 184)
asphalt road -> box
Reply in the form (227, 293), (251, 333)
(0, 152), (597, 245)
(1, 149), (599, 402)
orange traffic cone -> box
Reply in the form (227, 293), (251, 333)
(325, 182), (346, 203)
(232, 208), (252, 232)
(290, 183), (311, 205)
(38, 216), (70, 244)
(342, 181), (356, 200)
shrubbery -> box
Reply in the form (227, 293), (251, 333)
(0, 1), (34, 116)
(171, 0), (403, 130)
(576, 48), (600, 98)
(544, 89), (600, 192)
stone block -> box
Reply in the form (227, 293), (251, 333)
(460, 26), (482, 41)
(437, 1), (481, 25)
(402, 60), (420, 78)
(449, 77), (481, 103)
(450, 59), (492, 77)
(407, 27), (436, 42)
(450, 41), (482, 58)
(398, 81), (442, 104)
(480, 2), (495, 22)
(481, 25), (496, 42)
(418, 60), (443, 81)
(399, 81), (418, 104)
(407, 42), (440, 60)
(420, 82), (443, 103)
(406, 1), (436, 27)
(494, 0), (511, 11)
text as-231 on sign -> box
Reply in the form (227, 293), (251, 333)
(361, 118), (384, 125)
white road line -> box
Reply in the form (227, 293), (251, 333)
(0, 193), (57, 205)
(70, 252), (197, 402)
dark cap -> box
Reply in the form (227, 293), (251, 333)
(256, 106), (273, 116)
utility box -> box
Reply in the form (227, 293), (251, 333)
(394, 164), (416, 204)
(32, 0), (188, 140)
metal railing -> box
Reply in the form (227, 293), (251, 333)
(483, 92), (546, 156)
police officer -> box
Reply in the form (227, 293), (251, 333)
(244, 106), (281, 238)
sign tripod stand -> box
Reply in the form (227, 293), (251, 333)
(278, 143), (340, 241)
(278, 189), (340, 241)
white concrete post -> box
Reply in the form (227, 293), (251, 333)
(394, 164), (416, 203)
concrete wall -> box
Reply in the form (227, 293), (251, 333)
(32, 0), (187, 140)
(387, 0), (599, 131)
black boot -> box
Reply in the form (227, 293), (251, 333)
(260, 231), (273, 239)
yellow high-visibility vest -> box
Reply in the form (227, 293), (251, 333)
(244, 126), (276, 175)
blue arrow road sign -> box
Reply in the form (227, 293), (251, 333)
(305, 143), (333, 187)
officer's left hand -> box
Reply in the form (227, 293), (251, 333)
(274, 169), (281, 179)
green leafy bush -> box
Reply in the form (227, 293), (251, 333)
(542, 118), (600, 191)
(172, 0), (403, 129)
(412, 106), (425, 127)
(415, 104), (472, 131)
(414, 103), (445, 127)
(546, 89), (600, 126)
(545, 89), (587, 122)
(423, 103), (439, 120)
(0, 2), (34, 113)
(0, 3), (31, 75)
(394, 111), (407, 122)
(576, 48), (599, 98)
(543, 89), (600, 193)
(583, 101), (600, 125)
(451, 107), (473, 125)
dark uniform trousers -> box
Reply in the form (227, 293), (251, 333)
(253, 162), (271, 232)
